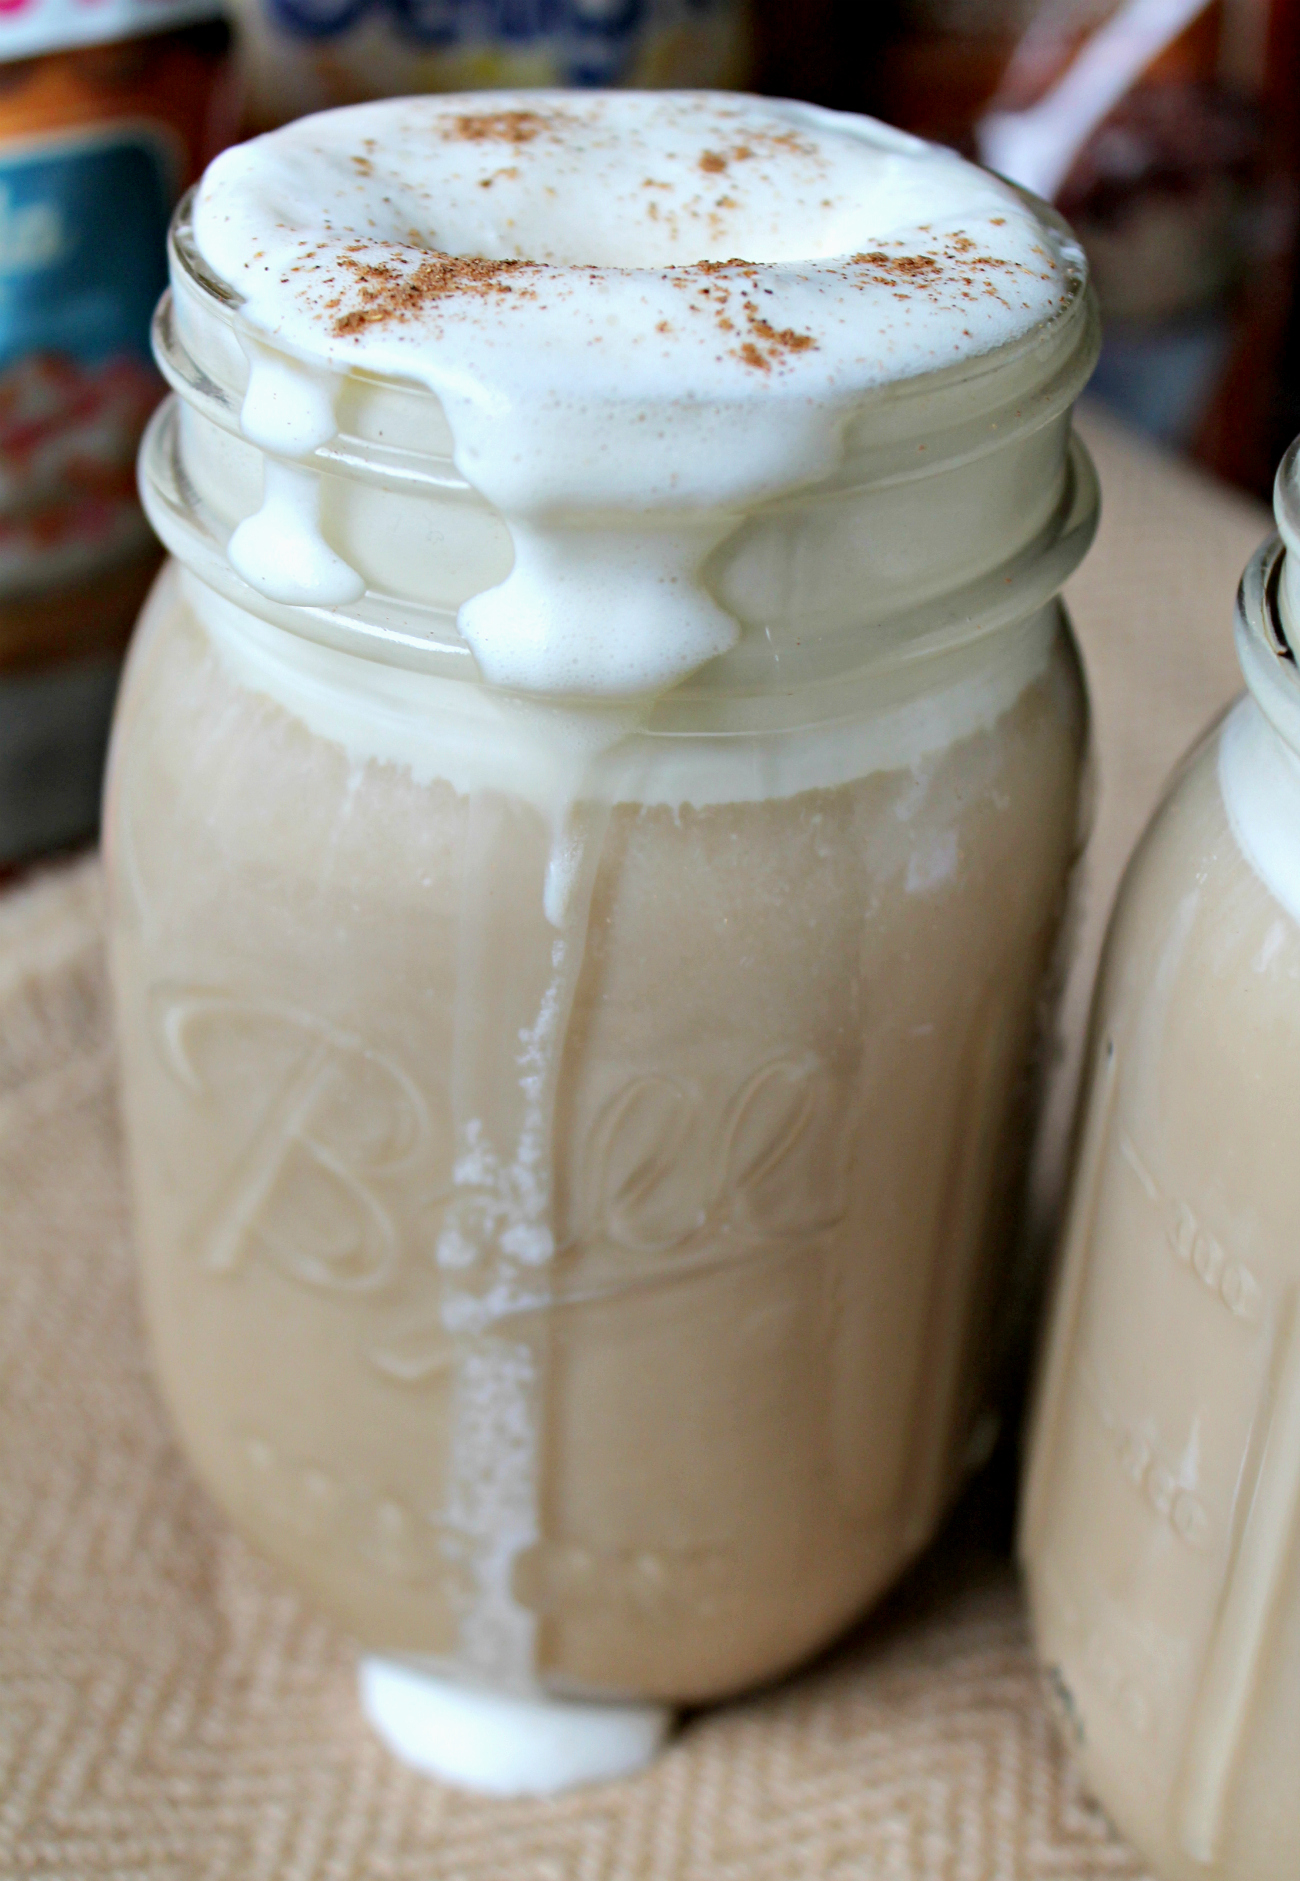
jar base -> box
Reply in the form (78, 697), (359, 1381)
(358, 1657), (674, 1795)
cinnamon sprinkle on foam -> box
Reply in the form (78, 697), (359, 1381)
(329, 250), (536, 333)
(445, 109), (561, 145)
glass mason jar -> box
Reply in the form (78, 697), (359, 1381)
(106, 108), (1098, 1793)
(1021, 438), (1300, 1881)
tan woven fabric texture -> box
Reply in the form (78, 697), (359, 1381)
(0, 409), (1273, 1878)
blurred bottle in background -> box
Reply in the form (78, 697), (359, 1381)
(752, 0), (1300, 497)
(231, 0), (752, 134)
(0, 0), (235, 872)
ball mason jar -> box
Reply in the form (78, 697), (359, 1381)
(105, 98), (1098, 1792)
(1021, 438), (1300, 1880)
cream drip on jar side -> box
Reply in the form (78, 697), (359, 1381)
(191, 89), (1081, 705)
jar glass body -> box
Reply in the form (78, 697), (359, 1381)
(1021, 535), (1300, 1881)
(107, 559), (1087, 1704)
(106, 205), (1097, 1712)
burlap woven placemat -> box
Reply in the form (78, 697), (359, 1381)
(0, 410), (1271, 1877)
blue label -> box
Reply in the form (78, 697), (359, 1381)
(0, 127), (176, 586)
(0, 129), (173, 373)
(267, 0), (724, 76)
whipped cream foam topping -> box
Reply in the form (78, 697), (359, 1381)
(192, 90), (1083, 699)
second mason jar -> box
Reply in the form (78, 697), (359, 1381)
(1021, 436), (1300, 1881)
(105, 92), (1099, 1790)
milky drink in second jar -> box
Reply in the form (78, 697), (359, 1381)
(1022, 440), (1300, 1880)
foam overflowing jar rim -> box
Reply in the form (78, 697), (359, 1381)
(163, 187), (1097, 475)
(150, 186), (1102, 703)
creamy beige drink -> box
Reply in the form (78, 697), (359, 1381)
(107, 91), (1099, 1790)
(1021, 466), (1300, 1880)
(112, 565), (1084, 1696)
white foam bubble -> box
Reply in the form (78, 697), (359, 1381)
(191, 91), (1081, 701)
(358, 1658), (672, 1794)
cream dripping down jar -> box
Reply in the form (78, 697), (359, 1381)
(106, 92), (1099, 1795)
(1021, 436), (1300, 1881)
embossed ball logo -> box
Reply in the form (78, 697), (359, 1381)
(151, 984), (850, 1369)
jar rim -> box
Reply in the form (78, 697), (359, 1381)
(164, 184), (1098, 431)
(1237, 433), (1300, 757)
(1235, 535), (1299, 747)
(140, 393), (1100, 692)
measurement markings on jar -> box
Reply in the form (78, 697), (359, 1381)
(1077, 1361), (1213, 1551)
(241, 1431), (456, 1592)
(512, 1538), (734, 1626)
(1119, 1131), (1263, 1324)
(1168, 1201), (1262, 1322)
